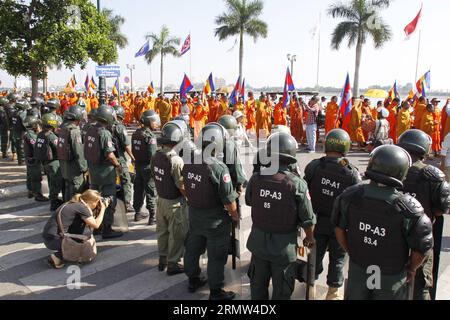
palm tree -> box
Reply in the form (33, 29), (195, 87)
(215, 0), (268, 84)
(145, 26), (180, 95)
(102, 8), (128, 49)
(328, 0), (392, 96)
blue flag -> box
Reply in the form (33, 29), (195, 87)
(135, 41), (150, 58)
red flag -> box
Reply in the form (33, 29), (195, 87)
(404, 5), (422, 38)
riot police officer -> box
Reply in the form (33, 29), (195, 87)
(182, 124), (239, 300)
(81, 108), (98, 142)
(11, 100), (30, 165)
(22, 115), (48, 202)
(34, 113), (63, 211)
(84, 105), (123, 239)
(0, 97), (10, 159)
(332, 145), (434, 300)
(304, 129), (361, 300)
(246, 132), (316, 300)
(44, 98), (63, 124)
(57, 105), (88, 202)
(132, 110), (159, 225)
(397, 129), (450, 300)
(151, 121), (189, 275)
(6, 93), (20, 160)
(29, 97), (44, 118)
(111, 106), (135, 213)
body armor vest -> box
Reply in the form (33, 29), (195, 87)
(402, 166), (432, 218)
(309, 159), (354, 217)
(251, 172), (298, 234)
(152, 152), (182, 200)
(132, 129), (151, 164)
(183, 163), (222, 209)
(23, 131), (37, 159)
(346, 190), (409, 275)
(34, 131), (54, 161)
(84, 126), (102, 165)
(57, 127), (73, 161)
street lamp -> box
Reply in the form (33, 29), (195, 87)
(126, 64), (135, 93)
(287, 54), (297, 77)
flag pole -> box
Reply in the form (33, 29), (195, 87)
(316, 12), (321, 88)
(189, 32), (192, 81)
(415, 30), (421, 83)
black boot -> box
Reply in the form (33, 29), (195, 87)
(209, 289), (236, 301)
(134, 212), (149, 222)
(188, 276), (207, 293)
(35, 193), (49, 202)
(158, 259), (167, 272)
(125, 203), (135, 213)
(147, 213), (156, 226)
(28, 191), (35, 199)
(102, 225), (123, 239)
(167, 263), (184, 276)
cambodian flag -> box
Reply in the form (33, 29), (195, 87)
(203, 73), (215, 95)
(339, 73), (352, 133)
(179, 74), (193, 98)
(230, 76), (241, 105)
(180, 34), (191, 56)
(240, 78), (245, 103)
(416, 70), (430, 97)
(84, 75), (90, 92)
(282, 67), (295, 108)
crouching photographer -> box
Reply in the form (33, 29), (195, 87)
(42, 190), (110, 269)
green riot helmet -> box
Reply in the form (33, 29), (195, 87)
(7, 92), (20, 103)
(46, 98), (60, 111)
(41, 113), (59, 129)
(158, 120), (187, 145)
(140, 110), (161, 128)
(96, 105), (115, 126)
(23, 115), (41, 130)
(397, 129), (432, 158)
(30, 97), (44, 109)
(88, 108), (98, 121)
(64, 105), (84, 121)
(218, 115), (238, 130)
(271, 125), (291, 135)
(15, 99), (31, 111)
(365, 145), (412, 188)
(266, 132), (298, 165)
(201, 122), (227, 151)
(0, 97), (9, 107)
(115, 106), (125, 120)
(325, 129), (352, 156)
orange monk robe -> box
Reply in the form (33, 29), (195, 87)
(155, 99), (172, 126)
(289, 100), (305, 143)
(325, 101), (340, 134)
(170, 99), (181, 118)
(441, 105), (450, 139)
(90, 96), (99, 110)
(85, 98), (91, 114)
(371, 107), (378, 121)
(396, 108), (411, 139)
(69, 95), (78, 107)
(414, 103), (426, 130)
(273, 103), (287, 126)
(193, 103), (209, 139)
(234, 102), (245, 113)
(123, 99), (133, 125)
(421, 110), (441, 152)
(255, 101), (271, 140)
(348, 104), (365, 143)
(245, 99), (256, 132)
(217, 100), (229, 119)
(386, 103), (398, 144)
(134, 97), (146, 122)
(207, 99), (219, 123)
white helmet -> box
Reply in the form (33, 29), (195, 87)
(379, 107), (389, 119)
(233, 110), (244, 119)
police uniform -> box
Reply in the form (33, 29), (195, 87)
(57, 122), (88, 201)
(6, 105), (16, 156)
(304, 157), (361, 289)
(112, 121), (133, 207)
(10, 108), (26, 164)
(245, 166), (316, 300)
(402, 161), (450, 300)
(131, 126), (157, 218)
(183, 156), (238, 294)
(222, 138), (247, 188)
(332, 182), (433, 300)
(84, 123), (117, 229)
(0, 105), (9, 157)
(151, 146), (189, 269)
(35, 128), (63, 210)
(23, 127), (44, 197)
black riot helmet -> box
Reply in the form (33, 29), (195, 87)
(218, 115), (238, 130)
(365, 145), (412, 188)
(266, 132), (298, 165)
(88, 108), (98, 121)
(0, 97), (9, 107)
(30, 97), (45, 109)
(96, 105), (115, 126)
(115, 106), (125, 120)
(397, 129), (432, 159)
(158, 120), (187, 145)
(325, 129), (352, 156)
(15, 99), (31, 111)
(64, 105), (84, 121)
(23, 115), (41, 130)
(46, 98), (60, 111)
(201, 122), (227, 151)
(140, 110), (161, 128)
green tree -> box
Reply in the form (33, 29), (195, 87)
(102, 8), (128, 51)
(328, 0), (392, 96)
(144, 25), (180, 95)
(0, 0), (118, 97)
(215, 0), (268, 84)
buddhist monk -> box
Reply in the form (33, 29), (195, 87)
(421, 101), (441, 154)
(440, 98), (450, 139)
(414, 96), (427, 130)
(290, 94), (305, 145)
(396, 101), (412, 139)
(155, 95), (172, 127)
(207, 95), (219, 123)
(90, 94), (99, 110)
(273, 97), (287, 126)
(234, 97), (245, 113)
(245, 92), (256, 134)
(255, 94), (271, 143)
(325, 96), (340, 134)
(387, 98), (399, 144)
(218, 94), (229, 119)
(170, 94), (181, 118)
(193, 100), (209, 140)
(348, 99), (366, 148)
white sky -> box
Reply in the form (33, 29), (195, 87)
(1, 0), (449, 92)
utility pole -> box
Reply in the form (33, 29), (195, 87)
(287, 54), (297, 77)
(97, 0), (107, 105)
(127, 64), (135, 92)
